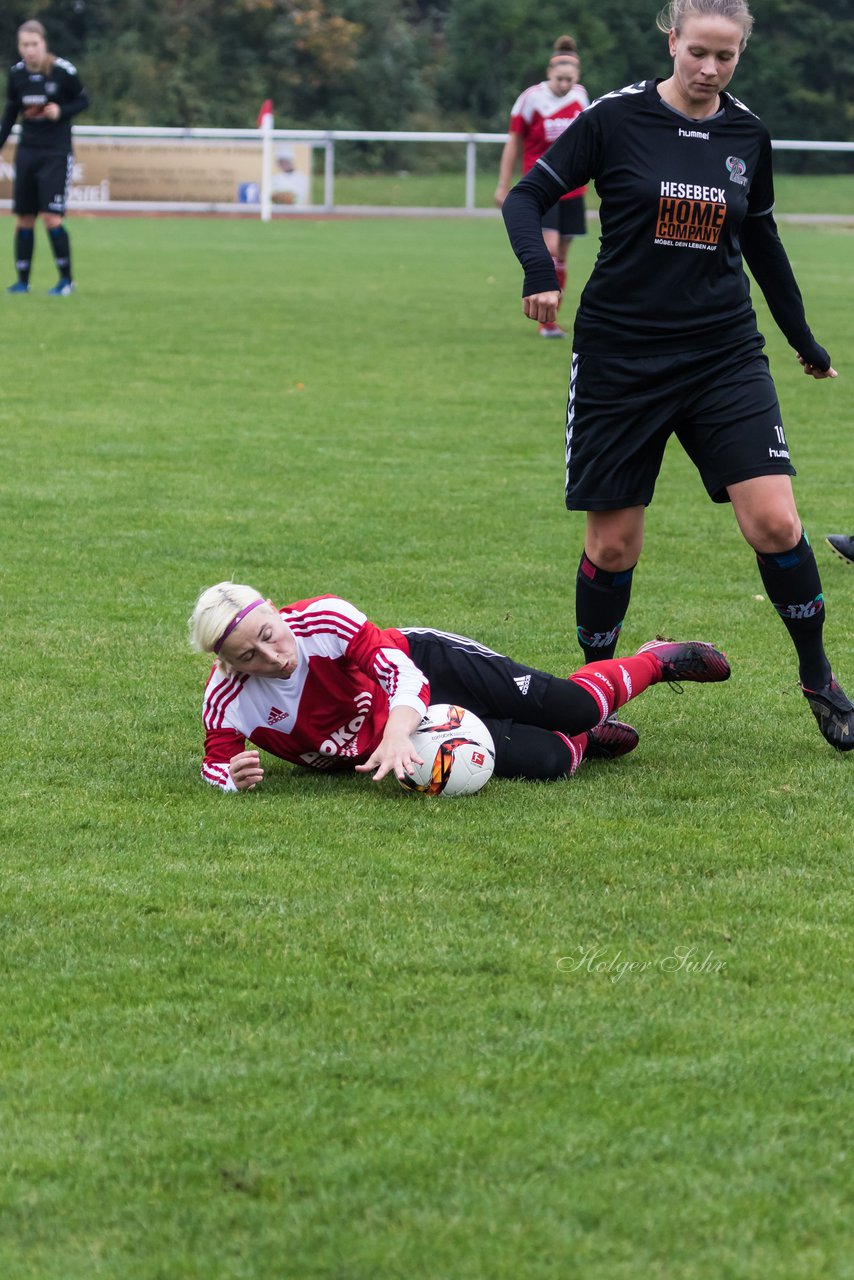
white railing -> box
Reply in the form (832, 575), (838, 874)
(2, 125), (852, 217)
(60, 126), (511, 215)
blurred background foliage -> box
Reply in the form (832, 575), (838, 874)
(0, 0), (851, 170)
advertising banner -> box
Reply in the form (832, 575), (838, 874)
(0, 139), (312, 206)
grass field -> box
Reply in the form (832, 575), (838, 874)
(2, 213), (853, 1280)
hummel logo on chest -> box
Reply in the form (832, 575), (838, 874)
(267, 706), (289, 725)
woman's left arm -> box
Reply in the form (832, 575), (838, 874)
(57, 87), (89, 120)
(741, 212), (837, 379)
(53, 63), (89, 121)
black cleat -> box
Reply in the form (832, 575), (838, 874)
(585, 718), (639, 760)
(826, 535), (854, 566)
(801, 676), (854, 751)
(636, 639), (731, 683)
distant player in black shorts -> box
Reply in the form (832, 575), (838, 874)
(0, 19), (89, 296)
(503, 0), (853, 752)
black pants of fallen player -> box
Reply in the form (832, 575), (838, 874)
(402, 628), (602, 781)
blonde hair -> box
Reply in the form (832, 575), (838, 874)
(656, 0), (754, 50)
(18, 19), (55, 75)
(189, 581), (265, 662)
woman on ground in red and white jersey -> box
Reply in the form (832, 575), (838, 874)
(495, 35), (589, 339)
(502, 0), (854, 752)
(189, 581), (730, 792)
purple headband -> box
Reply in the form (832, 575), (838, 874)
(213, 598), (266, 654)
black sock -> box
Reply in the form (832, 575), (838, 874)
(575, 551), (635, 662)
(15, 228), (34, 284)
(756, 533), (831, 689)
(48, 224), (71, 280)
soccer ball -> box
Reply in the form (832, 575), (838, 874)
(399, 704), (495, 798)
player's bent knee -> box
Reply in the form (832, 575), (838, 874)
(746, 513), (803, 554)
(585, 539), (641, 572)
(585, 512), (644, 570)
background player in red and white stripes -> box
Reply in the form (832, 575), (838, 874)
(494, 35), (589, 338)
(189, 581), (731, 792)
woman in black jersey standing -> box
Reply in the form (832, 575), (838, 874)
(503, 0), (853, 752)
(0, 19), (89, 295)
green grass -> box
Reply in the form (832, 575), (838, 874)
(318, 169), (854, 215)
(1, 215), (853, 1280)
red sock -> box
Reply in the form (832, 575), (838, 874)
(568, 654), (660, 722)
(553, 256), (567, 295)
(553, 730), (587, 777)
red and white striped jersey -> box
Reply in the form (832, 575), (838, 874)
(200, 595), (430, 790)
(509, 81), (589, 200)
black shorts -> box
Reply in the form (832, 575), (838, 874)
(564, 341), (795, 509)
(402, 628), (602, 781)
(14, 148), (73, 216)
(542, 196), (586, 238)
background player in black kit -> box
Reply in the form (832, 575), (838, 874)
(0, 19), (88, 295)
(503, 0), (853, 753)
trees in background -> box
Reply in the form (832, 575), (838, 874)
(439, 0), (854, 143)
(0, 0), (850, 144)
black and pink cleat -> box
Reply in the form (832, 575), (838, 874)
(636, 639), (731, 684)
(585, 718), (640, 760)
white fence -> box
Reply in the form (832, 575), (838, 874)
(2, 125), (852, 218)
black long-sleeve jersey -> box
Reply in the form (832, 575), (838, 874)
(0, 57), (89, 152)
(503, 79), (828, 368)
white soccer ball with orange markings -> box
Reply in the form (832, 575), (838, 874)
(399, 704), (495, 797)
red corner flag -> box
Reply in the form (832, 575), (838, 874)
(257, 99), (273, 127)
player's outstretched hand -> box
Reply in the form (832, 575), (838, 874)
(356, 734), (425, 784)
(229, 749), (265, 790)
(356, 705), (425, 783)
(523, 290), (561, 325)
